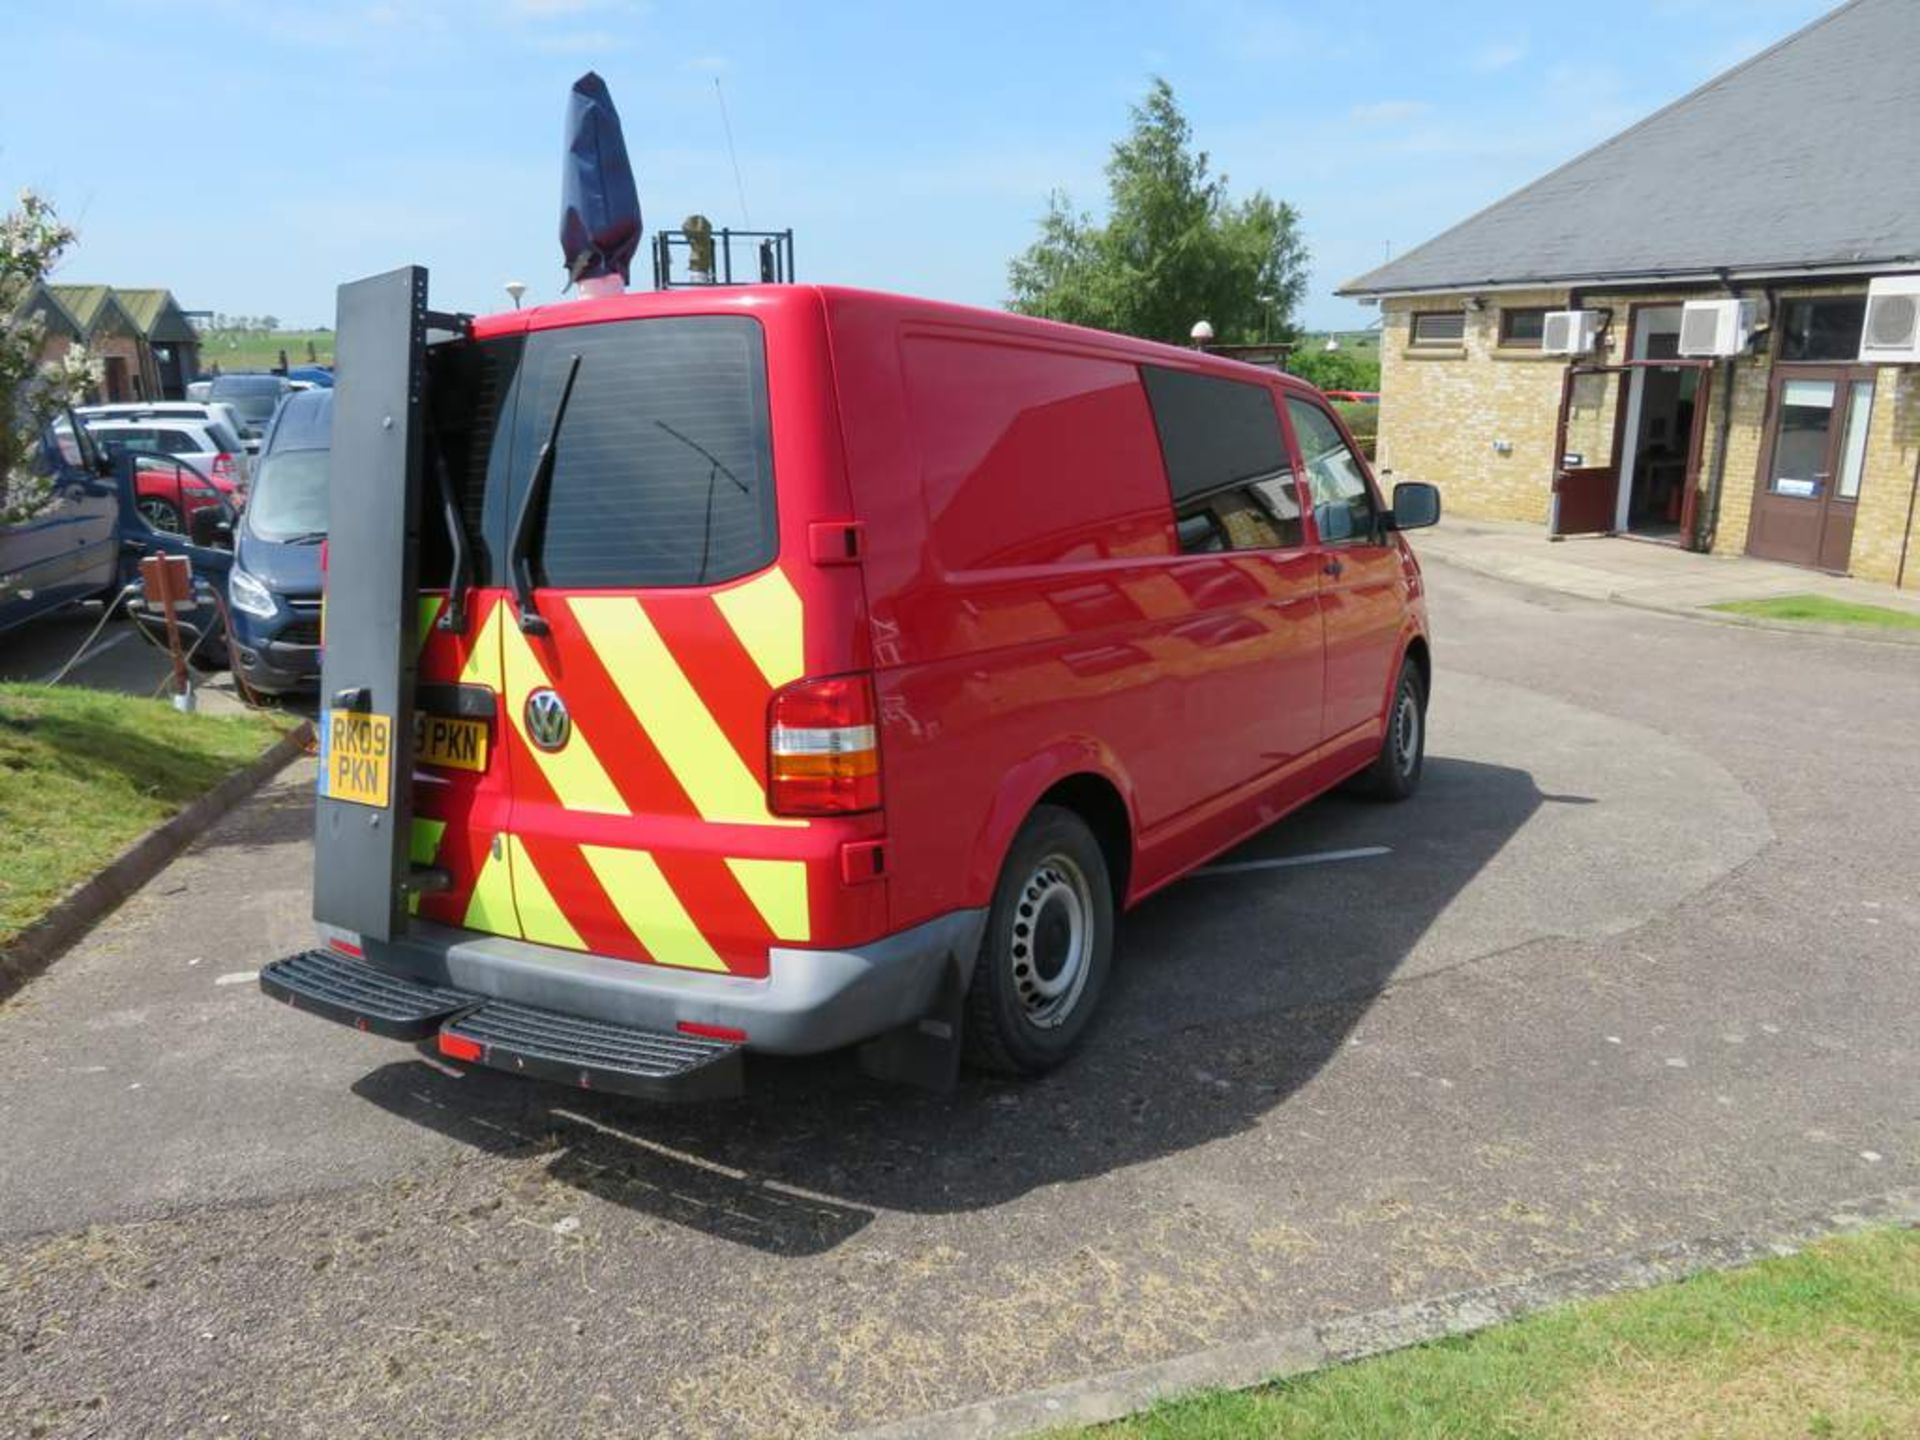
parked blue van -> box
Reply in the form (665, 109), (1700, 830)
(0, 418), (120, 635)
(228, 389), (328, 695)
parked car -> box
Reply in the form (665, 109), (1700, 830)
(76, 403), (253, 487)
(186, 380), (212, 402)
(0, 415), (120, 635)
(112, 453), (236, 673)
(268, 282), (1442, 1100)
(207, 373), (292, 452)
(227, 388), (329, 695)
(82, 418), (246, 509)
(1322, 390), (1379, 404)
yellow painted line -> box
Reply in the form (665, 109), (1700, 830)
(498, 616), (629, 816)
(462, 837), (519, 937)
(713, 567), (804, 688)
(724, 857), (811, 943)
(508, 834), (585, 951)
(579, 845), (728, 973)
(569, 596), (796, 827)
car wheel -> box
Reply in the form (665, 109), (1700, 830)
(137, 497), (183, 534)
(1354, 658), (1426, 802)
(963, 805), (1115, 1075)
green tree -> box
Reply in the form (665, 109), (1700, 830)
(2, 191), (95, 525)
(1008, 79), (1308, 345)
(1286, 343), (1379, 393)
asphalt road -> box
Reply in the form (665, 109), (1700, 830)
(2, 563), (1915, 1438)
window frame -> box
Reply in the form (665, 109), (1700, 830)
(1498, 307), (1550, 348)
(1408, 310), (1467, 348)
(1284, 394), (1385, 549)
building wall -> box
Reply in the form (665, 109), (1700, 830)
(1377, 286), (1920, 588)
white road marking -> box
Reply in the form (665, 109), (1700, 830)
(1192, 845), (1391, 878)
(37, 629), (132, 685)
(213, 970), (259, 987)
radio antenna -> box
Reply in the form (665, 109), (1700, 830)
(714, 76), (753, 228)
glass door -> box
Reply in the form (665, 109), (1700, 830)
(1746, 368), (1874, 571)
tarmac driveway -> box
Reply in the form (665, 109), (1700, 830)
(1, 564), (1914, 1438)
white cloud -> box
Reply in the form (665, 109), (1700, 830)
(1471, 38), (1528, 72)
(1348, 99), (1431, 127)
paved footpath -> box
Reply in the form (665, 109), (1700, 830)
(1, 561), (1915, 1438)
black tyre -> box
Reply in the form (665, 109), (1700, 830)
(963, 805), (1116, 1075)
(1354, 658), (1426, 802)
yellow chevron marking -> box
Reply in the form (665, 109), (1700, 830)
(462, 837), (518, 936)
(458, 600), (504, 689)
(407, 818), (447, 916)
(415, 595), (444, 655)
(713, 567), (804, 688)
(498, 615), (629, 816)
(508, 834), (585, 951)
(724, 858), (810, 943)
(580, 845), (727, 972)
(569, 596), (796, 827)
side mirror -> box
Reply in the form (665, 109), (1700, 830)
(189, 506), (235, 550)
(1389, 481), (1441, 531)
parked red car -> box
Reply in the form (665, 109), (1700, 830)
(270, 283), (1441, 1098)
(132, 456), (228, 535)
(1322, 389), (1380, 404)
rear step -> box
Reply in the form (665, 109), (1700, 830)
(260, 949), (745, 1101)
(261, 948), (473, 1039)
(442, 1000), (744, 1102)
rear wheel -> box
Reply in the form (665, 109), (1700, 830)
(963, 806), (1115, 1075)
(1354, 658), (1426, 802)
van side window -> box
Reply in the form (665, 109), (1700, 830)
(1140, 366), (1301, 553)
(1287, 398), (1377, 545)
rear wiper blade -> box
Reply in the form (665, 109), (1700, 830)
(507, 353), (582, 635)
(427, 423), (472, 634)
(652, 420), (749, 584)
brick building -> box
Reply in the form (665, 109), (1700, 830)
(1341, 0), (1920, 587)
(16, 282), (201, 402)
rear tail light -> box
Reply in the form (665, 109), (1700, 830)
(768, 673), (882, 815)
(212, 453), (234, 483)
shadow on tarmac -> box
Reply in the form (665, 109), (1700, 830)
(352, 755), (1551, 1257)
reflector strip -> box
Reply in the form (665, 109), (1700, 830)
(678, 1020), (747, 1043)
(723, 857), (811, 942)
(712, 566), (804, 689)
(462, 837), (518, 935)
(439, 1031), (483, 1062)
(500, 615), (629, 817)
(578, 845), (728, 972)
(507, 834), (586, 951)
(569, 596), (796, 827)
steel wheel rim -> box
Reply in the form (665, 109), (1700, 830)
(138, 499), (181, 533)
(1009, 852), (1094, 1029)
(1394, 689), (1421, 776)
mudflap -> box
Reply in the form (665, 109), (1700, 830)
(857, 949), (971, 1093)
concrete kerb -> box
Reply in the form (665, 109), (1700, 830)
(0, 720), (314, 1002)
(852, 1189), (1920, 1440)
(1421, 548), (1920, 648)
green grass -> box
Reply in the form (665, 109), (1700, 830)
(197, 329), (333, 374)
(1072, 1226), (1920, 1440)
(0, 685), (291, 946)
(1710, 594), (1920, 631)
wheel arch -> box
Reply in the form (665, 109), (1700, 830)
(965, 741), (1138, 911)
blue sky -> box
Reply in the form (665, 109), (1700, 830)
(4, 0), (1835, 332)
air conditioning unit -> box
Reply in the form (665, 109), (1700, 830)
(1859, 275), (1920, 364)
(1678, 298), (1757, 357)
(1541, 309), (1599, 354)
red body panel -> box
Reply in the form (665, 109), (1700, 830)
(428, 284), (1426, 980)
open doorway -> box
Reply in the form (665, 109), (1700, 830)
(1615, 307), (1701, 540)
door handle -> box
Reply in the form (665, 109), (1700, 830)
(1322, 557), (1345, 579)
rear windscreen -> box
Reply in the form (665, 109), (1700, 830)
(427, 316), (775, 591)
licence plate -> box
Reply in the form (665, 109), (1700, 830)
(415, 713), (489, 772)
(319, 710), (393, 808)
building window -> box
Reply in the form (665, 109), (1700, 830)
(1408, 310), (1466, 347)
(1778, 297), (1866, 362)
(1498, 307), (1549, 347)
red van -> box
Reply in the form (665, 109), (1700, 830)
(266, 281), (1439, 1099)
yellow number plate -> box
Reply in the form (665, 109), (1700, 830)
(415, 713), (489, 772)
(322, 710), (393, 808)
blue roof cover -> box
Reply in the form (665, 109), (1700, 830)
(559, 71), (642, 286)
